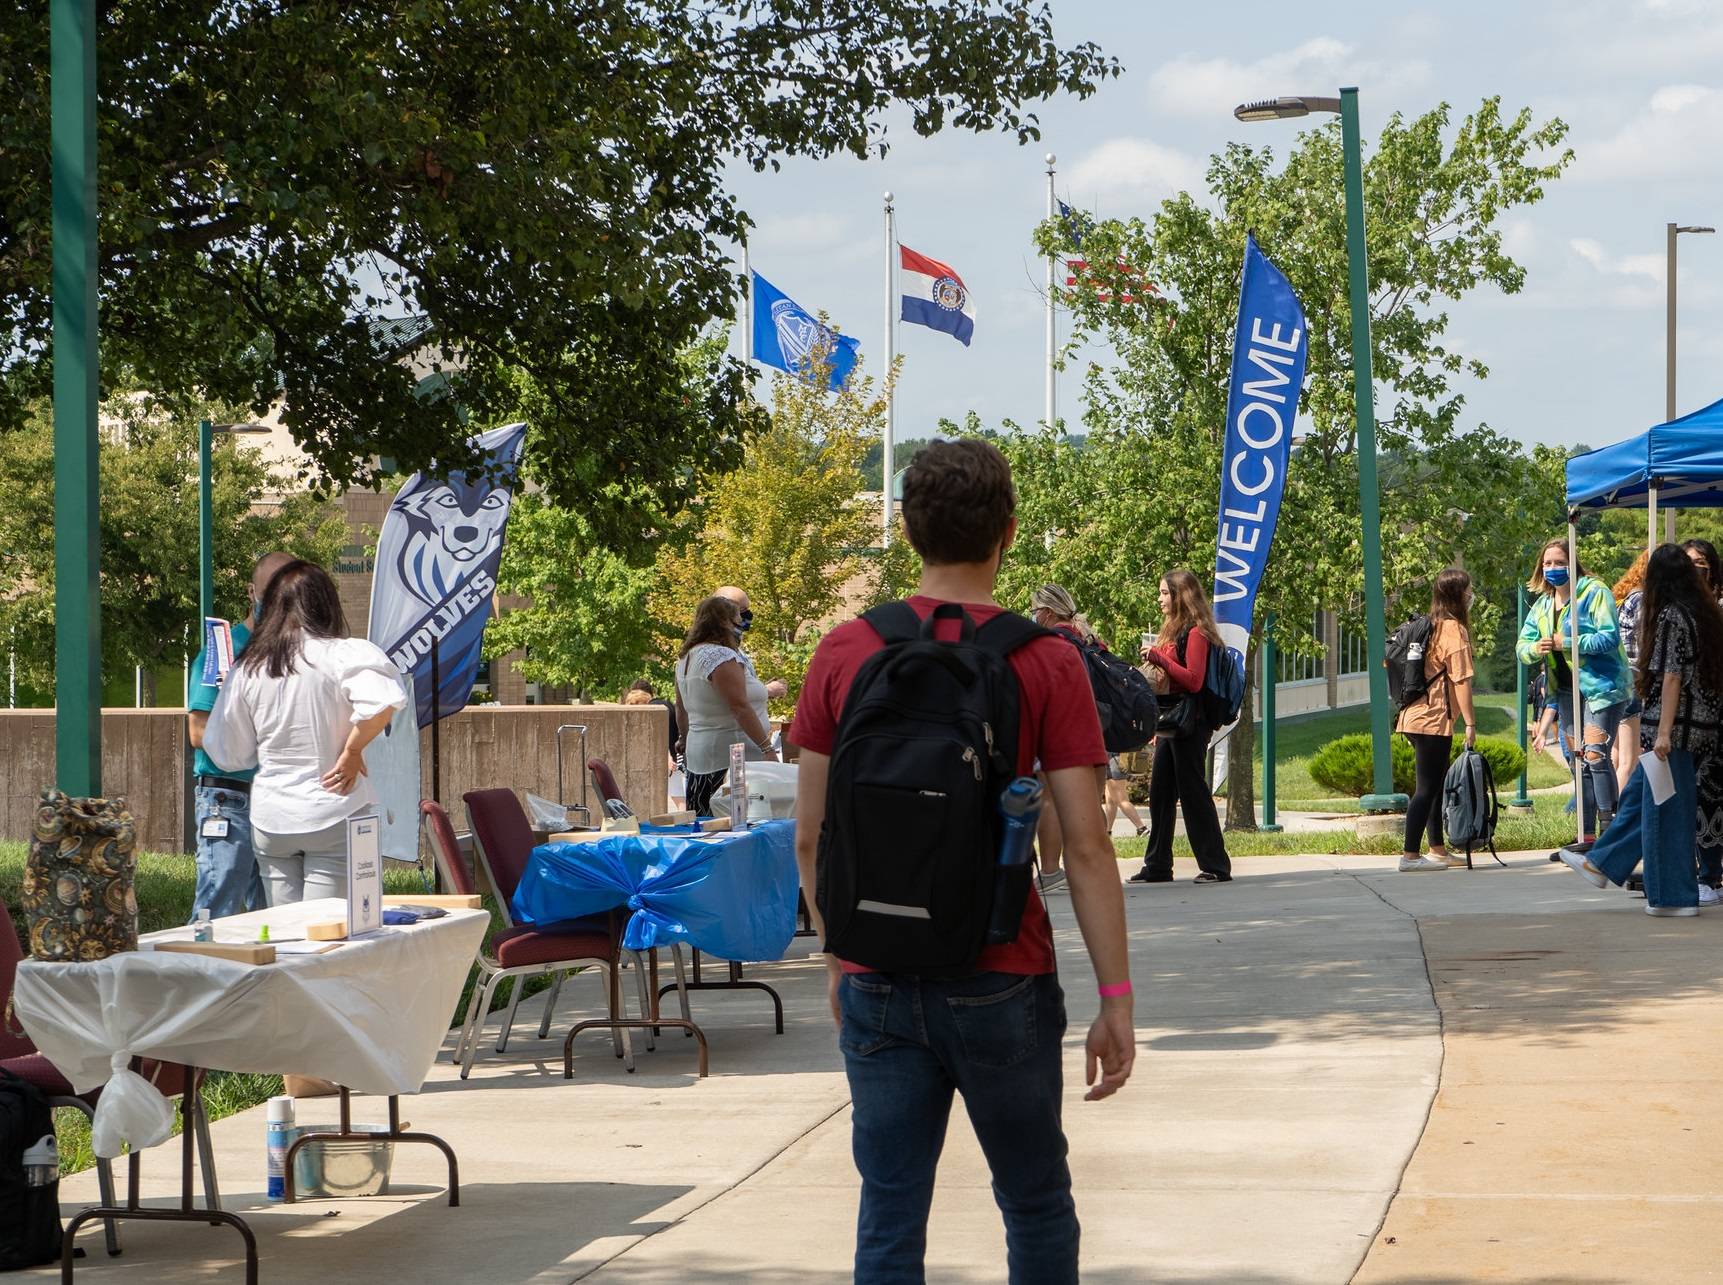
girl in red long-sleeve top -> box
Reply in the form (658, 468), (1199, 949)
(1129, 570), (1233, 886)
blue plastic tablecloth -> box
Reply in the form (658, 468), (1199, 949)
(513, 819), (798, 962)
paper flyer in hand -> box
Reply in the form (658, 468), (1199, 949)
(346, 813), (384, 937)
(1641, 751), (1676, 806)
(201, 617), (235, 686)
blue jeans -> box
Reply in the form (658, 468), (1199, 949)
(191, 785), (265, 918)
(1556, 697), (1626, 835)
(841, 971), (1077, 1284)
(1589, 750), (1699, 909)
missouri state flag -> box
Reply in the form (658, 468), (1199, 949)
(900, 246), (975, 346)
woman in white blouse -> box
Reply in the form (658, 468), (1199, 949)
(205, 560), (407, 905)
(674, 595), (777, 816)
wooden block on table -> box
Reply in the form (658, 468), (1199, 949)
(306, 919), (349, 941)
(648, 810), (696, 827)
(697, 816), (733, 833)
(548, 829), (617, 844)
(382, 894), (482, 910)
(601, 817), (641, 834)
(155, 940), (277, 965)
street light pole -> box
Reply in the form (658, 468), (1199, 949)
(51, 0), (102, 797)
(1234, 87), (1403, 812)
(199, 419), (214, 625)
(1666, 221), (1715, 543)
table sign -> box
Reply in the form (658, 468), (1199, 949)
(346, 812), (383, 937)
(729, 741), (747, 829)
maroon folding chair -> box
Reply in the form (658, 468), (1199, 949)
(588, 757), (632, 821)
(457, 790), (703, 1077)
(1, 901), (222, 1258)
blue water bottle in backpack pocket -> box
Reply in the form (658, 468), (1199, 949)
(985, 777), (1044, 945)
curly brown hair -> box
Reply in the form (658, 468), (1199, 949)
(901, 439), (1016, 565)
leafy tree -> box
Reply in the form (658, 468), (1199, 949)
(1, 1), (1117, 551)
(655, 360), (895, 707)
(0, 395), (347, 702)
(1033, 98), (1572, 828)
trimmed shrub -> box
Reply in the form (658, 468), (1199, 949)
(1308, 733), (1415, 796)
(1307, 731), (1526, 797)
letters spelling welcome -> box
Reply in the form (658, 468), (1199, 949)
(388, 568), (497, 671)
(1214, 317), (1302, 605)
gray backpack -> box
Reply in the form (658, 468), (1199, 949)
(1443, 748), (1504, 869)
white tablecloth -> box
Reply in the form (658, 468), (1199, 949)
(13, 899), (488, 1158)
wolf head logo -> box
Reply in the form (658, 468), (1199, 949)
(392, 477), (512, 608)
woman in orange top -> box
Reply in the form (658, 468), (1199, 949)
(1396, 568), (1479, 872)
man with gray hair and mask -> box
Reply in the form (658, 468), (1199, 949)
(185, 551), (295, 918)
(713, 585), (789, 700)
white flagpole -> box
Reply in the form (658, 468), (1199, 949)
(742, 242), (753, 367)
(1045, 153), (1056, 433)
(883, 191), (897, 544)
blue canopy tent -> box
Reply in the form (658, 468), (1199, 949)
(1557, 395), (1723, 843)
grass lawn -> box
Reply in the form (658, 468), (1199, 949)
(1, 842), (554, 1177)
(1263, 692), (1573, 813)
(1112, 793), (1581, 861)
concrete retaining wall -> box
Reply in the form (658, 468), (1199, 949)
(0, 705), (669, 854)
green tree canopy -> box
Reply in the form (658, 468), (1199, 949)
(1027, 98), (1572, 827)
(2, 1), (1116, 551)
(0, 395), (347, 701)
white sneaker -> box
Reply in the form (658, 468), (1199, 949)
(1558, 846), (1608, 888)
(1701, 886), (1723, 907)
(1439, 851), (1468, 867)
(1397, 856), (1449, 872)
(1646, 903), (1700, 917)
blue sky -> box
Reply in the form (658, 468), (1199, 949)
(726, 0), (1723, 456)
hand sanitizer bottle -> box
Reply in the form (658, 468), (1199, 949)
(266, 1095), (295, 1201)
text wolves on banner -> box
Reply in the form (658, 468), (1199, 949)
(369, 422), (527, 724)
(1213, 234), (1307, 667)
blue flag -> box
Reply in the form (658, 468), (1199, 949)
(750, 271), (860, 390)
(368, 422), (527, 725)
(1213, 234), (1307, 670)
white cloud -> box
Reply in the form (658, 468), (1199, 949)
(1578, 83), (1723, 180)
(1145, 37), (1431, 118)
(1064, 138), (1204, 211)
(1569, 237), (1663, 280)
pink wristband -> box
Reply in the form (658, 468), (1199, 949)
(1097, 981), (1132, 998)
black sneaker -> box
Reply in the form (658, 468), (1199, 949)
(1626, 872), (1645, 895)
(1127, 868), (1172, 884)
(1193, 871), (1232, 884)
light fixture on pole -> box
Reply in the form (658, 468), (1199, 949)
(1665, 222), (1715, 542)
(1235, 86), (1405, 812)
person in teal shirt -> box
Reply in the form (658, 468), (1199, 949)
(186, 552), (292, 918)
(1516, 536), (1631, 842)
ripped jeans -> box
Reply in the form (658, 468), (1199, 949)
(1555, 695), (1627, 837)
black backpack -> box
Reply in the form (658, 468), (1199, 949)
(0, 1068), (61, 1270)
(1385, 614), (1435, 710)
(1068, 635), (1158, 752)
(817, 601), (1046, 974)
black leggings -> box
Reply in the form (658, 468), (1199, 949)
(1403, 732), (1450, 852)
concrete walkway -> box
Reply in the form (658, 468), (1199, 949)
(31, 851), (1703, 1282)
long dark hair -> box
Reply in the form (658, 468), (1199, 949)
(236, 560), (348, 678)
(1161, 570), (1223, 647)
(1429, 567), (1471, 633)
(680, 595), (740, 657)
(1682, 539), (1722, 596)
(1638, 543), (1723, 700)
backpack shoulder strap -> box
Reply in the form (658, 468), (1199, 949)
(974, 611), (1050, 658)
(861, 601), (923, 647)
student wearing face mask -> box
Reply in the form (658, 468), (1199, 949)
(1516, 536), (1632, 846)
(674, 594), (779, 817)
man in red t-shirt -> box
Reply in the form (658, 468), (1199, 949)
(790, 439), (1134, 1285)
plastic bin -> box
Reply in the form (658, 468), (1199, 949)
(290, 1123), (395, 1198)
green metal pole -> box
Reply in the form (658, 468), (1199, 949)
(1511, 582), (1532, 809)
(1341, 87), (1405, 815)
(199, 419), (213, 624)
(1260, 616), (1281, 832)
(51, 0), (101, 797)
